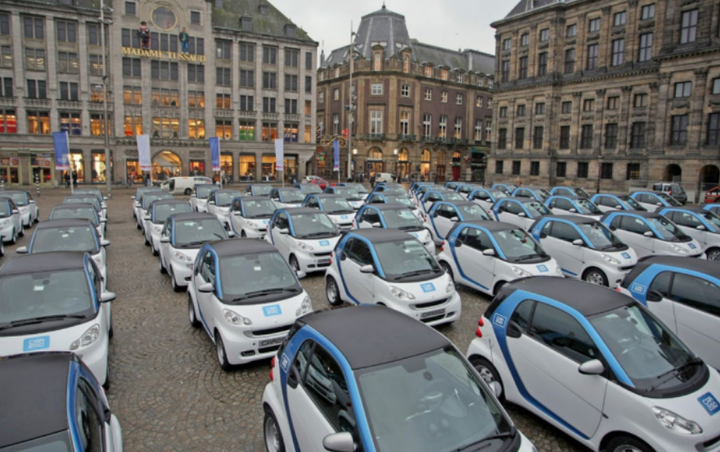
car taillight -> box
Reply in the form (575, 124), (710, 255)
(270, 356), (276, 381)
(478, 317), (485, 327)
(615, 287), (622, 292)
(475, 317), (484, 338)
(424, 214), (428, 222)
(440, 241), (445, 252)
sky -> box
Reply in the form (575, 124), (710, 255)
(271, 0), (512, 57)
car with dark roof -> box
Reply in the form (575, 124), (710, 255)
(293, 183), (324, 196)
(656, 206), (720, 260)
(229, 196), (277, 239)
(549, 186), (591, 199)
(354, 203), (434, 252)
(419, 189), (466, 213)
(545, 195), (603, 221)
(630, 191), (683, 211)
(74, 187), (107, 220)
(50, 203), (105, 241)
(467, 187), (509, 211)
(0, 352), (123, 451)
(0, 196), (22, 245)
(0, 189), (39, 228)
(424, 200), (493, 242)
(491, 197), (551, 230)
(207, 189), (243, 228)
(334, 182), (369, 200)
(142, 200), (192, 254)
(262, 305), (536, 452)
(64, 194), (106, 222)
(243, 184), (273, 197)
(134, 191), (174, 231)
(269, 188), (306, 209)
(302, 194), (356, 231)
(590, 193), (647, 213)
(323, 186), (365, 210)
(190, 183), (220, 213)
(468, 277), (720, 452)
(512, 187), (551, 202)
(130, 187), (161, 219)
(492, 183), (517, 196)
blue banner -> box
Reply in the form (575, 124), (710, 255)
(209, 137), (220, 171)
(53, 131), (70, 170)
(333, 140), (340, 172)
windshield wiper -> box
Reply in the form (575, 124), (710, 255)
(393, 269), (434, 280)
(455, 432), (514, 451)
(648, 359), (703, 391)
(212, 232), (226, 240)
(302, 232), (334, 238)
(178, 240), (208, 248)
(231, 288), (296, 301)
(0, 314), (86, 330)
(514, 254), (540, 262)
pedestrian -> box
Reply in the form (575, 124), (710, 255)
(370, 172), (376, 189)
(138, 21), (150, 49)
(145, 173), (151, 187)
(64, 171), (70, 189)
(71, 170), (78, 187)
(515, 176), (522, 187)
(178, 27), (189, 54)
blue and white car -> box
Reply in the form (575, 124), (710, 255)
(530, 216), (638, 286)
(590, 193), (648, 213)
(0, 196), (23, 244)
(335, 182), (369, 200)
(324, 186), (365, 210)
(491, 197), (551, 230)
(419, 189), (466, 213)
(468, 277), (720, 452)
(702, 204), (720, 217)
(135, 191), (174, 231)
(131, 187), (160, 219)
(158, 212), (231, 291)
(0, 252), (116, 387)
(492, 183), (517, 196)
(437, 221), (562, 297)
(191, 184), (220, 213)
(601, 211), (703, 258)
(368, 183), (409, 199)
(550, 186), (591, 198)
(619, 256), (720, 370)
(293, 183), (323, 196)
(143, 200), (193, 254)
(657, 206), (720, 260)
(270, 188), (306, 209)
(187, 239), (312, 369)
(630, 191), (683, 211)
(411, 184), (440, 206)
(302, 194), (356, 231)
(243, 184), (273, 197)
(512, 187), (551, 202)
(467, 187), (509, 211)
(424, 201), (493, 242)
(263, 305), (536, 452)
(229, 196), (277, 238)
(452, 183), (483, 196)
(207, 189), (243, 228)
(364, 192), (423, 221)
(545, 195), (604, 221)
(265, 208), (341, 274)
(353, 204), (434, 253)
(0, 352), (124, 452)
(325, 229), (461, 326)
(50, 203), (105, 240)
(0, 190), (39, 227)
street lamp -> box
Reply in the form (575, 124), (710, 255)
(347, 26), (359, 182)
(99, 0), (113, 197)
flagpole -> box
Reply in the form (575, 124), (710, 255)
(66, 131), (74, 194)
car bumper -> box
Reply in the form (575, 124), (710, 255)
(295, 250), (332, 273)
(170, 260), (194, 286)
(0, 224), (13, 240)
(219, 324), (293, 365)
(604, 266), (634, 287)
(384, 291), (462, 326)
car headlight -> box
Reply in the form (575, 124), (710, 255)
(672, 245), (689, 254)
(174, 251), (192, 262)
(652, 407), (702, 435)
(512, 266), (532, 278)
(390, 286), (415, 300)
(223, 309), (252, 326)
(296, 295), (312, 316)
(70, 324), (100, 350)
(602, 254), (621, 265)
(446, 280), (455, 293)
(297, 242), (314, 251)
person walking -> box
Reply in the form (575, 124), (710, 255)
(71, 170), (78, 187)
(179, 28), (189, 54)
(64, 171), (70, 189)
(370, 172), (376, 189)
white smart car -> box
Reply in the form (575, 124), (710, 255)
(229, 196), (277, 239)
(0, 197), (23, 244)
(658, 206), (720, 260)
(545, 195), (604, 221)
(424, 200), (493, 242)
(269, 188), (307, 209)
(143, 200), (193, 254)
(207, 189), (243, 229)
(187, 239), (311, 369)
(468, 188), (509, 211)
(437, 221), (562, 297)
(353, 203), (434, 253)
(491, 197), (551, 231)
(50, 203), (105, 241)
(0, 190), (39, 228)
(365, 192), (423, 221)
(190, 184), (220, 213)
(302, 194), (356, 231)
(323, 186), (365, 209)
(135, 191), (174, 231)
(325, 229), (461, 326)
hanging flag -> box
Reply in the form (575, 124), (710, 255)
(209, 137), (221, 171)
(274, 139), (284, 171)
(136, 134), (151, 171)
(53, 132), (70, 170)
(333, 140), (340, 172)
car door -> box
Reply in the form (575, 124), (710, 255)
(194, 250), (217, 332)
(618, 216), (655, 257)
(359, 208), (380, 229)
(542, 221), (585, 278)
(287, 341), (359, 452)
(506, 301), (606, 439)
(270, 213), (291, 256)
(433, 204), (458, 239)
(159, 219), (173, 266)
(644, 271), (678, 332)
(75, 376), (106, 452)
(453, 227), (496, 291)
(339, 238), (375, 303)
(667, 211), (707, 246)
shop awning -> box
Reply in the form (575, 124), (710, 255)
(471, 146), (489, 154)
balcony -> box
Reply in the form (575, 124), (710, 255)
(214, 108), (234, 118)
(437, 137), (451, 144)
(397, 134), (416, 142)
(305, 115), (313, 123)
(57, 100), (82, 110)
(262, 112), (279, 121)
(238, 110), (256, 118)
(24, 97), (51, 108)
(364, 133), (385, 142)
(284, 113), (300, 122)
(88, 101), (113, 112)
(452, 138), (468, 145)
(420, 136), (436, 143)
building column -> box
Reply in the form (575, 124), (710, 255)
(652, 73), (672, 154)
(594, 89), (606, 156)
(647, 81), (660, 153)
(571, 92), (582, 153)
(618, 86), (633, 152)
(689, 68), (709, 152)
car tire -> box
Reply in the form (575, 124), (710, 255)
(159, 257), (167, 274)
(439, 261), (454, 282)
(263, 408), (286, 452)
(289, 255), (300, 272)
(188, 295), (201, 328)
(144, 236), (150, 246)
(152, 246), (158, 256)
(9, 228), (16, 244)
(493, 281), (506, 297)
(605, 435), (654, 452)
(23, 220), (30, 229)
(470, 356), (504, 402)
(18, 227), (24, 237)
(34, 213), (39, 224)
(215, 332), (232, 371)
(136, 223), (141, 230)
(170, 268), (183, 292)
(0, 242), (4, 257)
(326, 276), (342, 306)
(241, 230), (247, 238)
(184, 188), (192, 196)
(583, 268), (608, 286)
(707, 248), (720, 261)
(102, 366), (110, 391)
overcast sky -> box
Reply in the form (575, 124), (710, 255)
(271, 0), (511, 58)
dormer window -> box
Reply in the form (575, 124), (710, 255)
(284, 24), (296, 38)
(240, 16), (252, 31)
(456, 72), (463, 83)
(374, 53), (382, 71)
(424, 65), (433, 77)
(441, 68), (448, 80)
(403, 55), (410, 73)
(258, 3), (268, 15)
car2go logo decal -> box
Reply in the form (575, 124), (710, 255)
(689, 243), (697, 250)
(23, 336), (50, 352)
(631, 283), (647, 295)
(280, 353), (290, 372)
(263, 305), (282, 317)
(698, 393), (720, 416)
(537, 265), (548, 273)
(492, 313), (507, 328)
(319, 240), (331, 246)
(621, 252), (632, 259)
(420, 283), (436, 293)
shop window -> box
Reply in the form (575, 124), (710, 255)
(261, 155), (277, 181)
(239, 154), (256, 181)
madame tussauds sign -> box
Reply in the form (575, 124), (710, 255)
(121, 47), (206, 63)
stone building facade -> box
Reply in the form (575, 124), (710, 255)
(489, 0), (720, 194)
(0, 0), (317, 186)
(316, 6), (494, 183)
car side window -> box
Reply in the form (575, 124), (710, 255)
(464, 228), (494, 252)
(609, 215), (623, 229)
(649, 271), (672, 297)
(511, 300), (535, 333)
(350, 240), (374, 267)
(161, 219), (172, 237)
(621, 217), (651, 235)
(76, 378), (103, 452)
(549, 222), (582, 243)
(557, 199), (574, 211)
(473, 191), (489, 201)
(370, 195), (383, 204)
(670, 273), (720, 317)
(505, 201), (524, 215)
(87, 262), (102, 296)
(271, 190), (279, 200)
(231, 199), (242, 212)
(274, 213), (289, 230)
(366, 210), (381, 225)
(309, 198), (319, 208)
(529, 303), (600, 363)
(674, 212), (702, 228)
(540, 221), (553, 237)
(436, 205), (453, 219)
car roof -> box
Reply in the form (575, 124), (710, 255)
(437, 201), (482, 209)
(298, 306), (449, 370)
(0, 251), (87, 276)
(0, 190), (27, 195)
(65, 194), (98, 200)
(283, 207), (323, 215)
(627, 255), (720, 281)
(151, 199), (189, 207)
(346, 228), (415, 243)
(307, 193), (339, 199)
(170, 212), (217, 221)
(209, 238), (277, 257)
(0, 352), (74, 448)
(600, 210), (660, 220)
(448, 220), (517, 235)
(499, 197), (536, 203)
(659, 206), (707, 214)
(213, 189), (242, 194)
(35, 219), (94, 230)
(549, 195), (586, 200)
(365, 203), (410, 211)
(52, 203), (96, 211)
(277, 187), (301, 192)
(240, 196), (272, 202)
(542, 215), (597, 224)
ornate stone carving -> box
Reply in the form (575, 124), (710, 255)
(189, 150), (207, 158)
(125, 149), (138, 157)
(621, 86), (633, 93)
(573, 92), (583, 98)
(596, 89), (607, 97)
(649, 82), (659, 92)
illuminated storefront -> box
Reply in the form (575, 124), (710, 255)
(220, 153), (233, 179)
(31, 155), (54, 185)
(91, 150), (112, 184)
(153, 150), (182, 180)
(238, 154), (256, 182)
(0, 157), (19, 184)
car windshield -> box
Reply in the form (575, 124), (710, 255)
(196, 185), (216, 198)
(618, 195), (646, 211)
(213, 191), (241, 206)
(658, 193), (682, 206)
(493, 229), (549, 263)
(490, 190), (508, 200)
(0, 430), (73, 452)
(142, 193), (173, 209)
(578, 222), (626, 250)
(174, 219), (227, 247)
(51, 208), (98, 225)
(31, 226), (98, 254)
(1, 193), (28, 206)
(344, 183), (368, 194)
(647, 216), (690, 241)
(382, 187), (409, 197)
(443, 192), (465, 202)
(241, 200), (277, 218)
(457, 204), (492, 221)
(523, 201), (550, 217)
(65, 197), (100, 211)
(0, 202), (11, 217)
(75, 189), (102, 201)
(220, 252), (300, 303)
(576, 199), (603, 215)
(291, 213), (337, 238)
(356, 347), (513, 452)
(333, 188), (361, 201)
(702, 211), (720, 231)
(382, 209), (422, 230)
(321, 198), (354, 214)
(535, 189), (551, 201)
(279, 190), (306, 204)
(298, 185), (323, 194)
(251, 185), (273, 196)
(590, 304), (701, 392)
(154, 203), (192, 223)
(0, 270), (94, 327)
(374, 239), (442, 281)
(385, 196), (415, 208)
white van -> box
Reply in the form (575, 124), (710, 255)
(374, 172), (394, 184)
(161, 176), (214, 195)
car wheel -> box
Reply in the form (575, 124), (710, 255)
(263, 409), (286, 452)
(215, 332), (232, 371)
(144, 236), (150, 246)
(0, 242), (4, 257)
(152, 246), (158, 256)
(34, 214), (39, 224)
(439, 261), (454, 282)
(188, 295), (200, 328)
(470, 356), (504, 402)
(23, 220), (30, 229)
(102, 366), (110, 391)
(289, 255), (300, 272)
(159, 257), (167, 274)
(241, 230), (247, 238)
(136, 222), (141, 230)
(18, 227), (24, 237)
(326, 276), (342, 306)
(170, 268), (183, 292)
(583, 268), (608, 286)
(184, 188), (192, 195)
(707, 248), (720, 261)
(605, 435), (654, 452)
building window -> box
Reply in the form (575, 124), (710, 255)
(601, 163), (613, 180)
(262, 97), (276, 113)
(87, 24), (100, 46)
(680, 9), (698, 44)
(535, 103), (545, 115)
(638, 33), (653, 62)
(580, 125), (593, 148)
(283, 74), (296, 91)
(589, 18), (601, 33)
(512, 161), (521, 175)
(561, 101), (572, 114)
(401, 84), (410, 97)
(614, 12), (627, 27)
(0, 108), (16, 133)
(515, 127), (525, 149)
(424, 88), (432, 101)
(564, 49), (575, 74)
(0, 13), (8, 36)
(26, 79), (46, 99)
(57, 52), (79, 73)
(539, 28), (549, 41)
(239, 121), (255, 141)
(577, 162), (589, 178)
(149, 60), (177, 80)
(497, 128), (507, 148)
(424, 65), (433, 77)
(263, 46), (277, 65)
(501, 60), (510, 82)
(641, 4), (655, 20)
(88, 55), (103, 76)
(475, 120), (483, 142)
(439, 116), (447, 138)
(25, 48), (46, 71)
(318, 92), (324, 103)
(23, 16), (44, 39)
(626, 163), (641, 180)
(239, 95), (254, 112)
(456, 93), (463, 105)
(151, 117), (180, 139)
(530, 161), (540, 176)
(612, 39), (625, 66)
(516, 104), (526, 117)
(674, 81), (692, 98)
(369, 110), (383, 135)
(187, 37), (204, 56)
(423, 114), (432, 138)
(188, 91), (204, 108)
(371, 83), (383, 96)
(670, 114), (689, 145)
(333, 88), (339, 101)
(59, 82), (78, 101)
(605, 123), (618, 149)
(191, 11), (201, 24)
(56, 20), (77, 43)
(215, 39), (231, 60)
(216, 93), (231, 110)
(187, 118), (205, 139)
(0, 46), (11, 68)
(453, 117), (462, 139)
(537, 52), (548, 76)
(400, 111), (410, 136)
(90, 84), (106, 103)
(150, 33), (179, 53)
(90, 114), (109, 137)
(214, 67), (230, 86)
(708, 113), (720, 146)
(566, 24), (577, 38)
(374, 53), (382, 71)
(185, 64), (204, 83)
(533, 126), (544, 149)
(520, 33), (529, 46)
(634, 93), (648, 108)
(631, 122), (646, 148)
(441, 91), (448, 103)
(519, 56), (528, 79)
(216, 120), (232, 140)
(125, 1), (136, 15)
(27, 111), (50, 134)
(59, 112), (81, 135)
(606, 96), (618, 110)
(503, 38), (511, 50)
(456, 73), (463, 83)
(485, 120), (492, 142)
(712, 78), (720, 95)
(587, 44), (598, 70)
(284, 99), (297, 114)
(239, 69), (254, 87)
(499, 106), (508, 117)
(559, 126), (570, 149)
(495, 161), (504, 175)
(123, 116), (142, 136)
(284, 123), (298, 142)
(556, 161), (567, 178)
(239, 43), (254, 62)
(284, 48), (299, 67)
(441, 68), (449, 80)
(583, 99), (595, 112)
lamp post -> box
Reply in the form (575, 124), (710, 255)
(596, 154), (603, 194)
(347, 25), (357, 182)
(99, 0), (112, 197)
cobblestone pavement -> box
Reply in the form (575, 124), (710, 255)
(5, 186), (587, 452)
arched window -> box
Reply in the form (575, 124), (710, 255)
(421, 149), (431, 162)
(398, 149), (409, 161)
(368, 148), (383, 160)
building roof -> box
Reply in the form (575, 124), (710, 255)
(210, 0), (314, 43)
(210, 238), (277, 257)
(0, 252), (87, 276)
(0, 352), (75, 448)
(299, 305), (449, 369)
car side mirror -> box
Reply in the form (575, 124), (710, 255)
(656, 202), (663, 206)
(323, 432), (356, 452)
(29, 199), (36, 204)
(16, 246), (28, 254)
(144, 215), (151, 221)
(198, 282), (214, 293)
(482, 248), (495, 257)
(227, 231), (235, 237)
(160, 236), (170, 243)
(11, 209), (19, 214)
(371, 222), (382, 228)
(572, 239), (584, 246)
(643, 231), (654, 238)
(279, 228), (290, 235)
(517, 212), (526, 217)
(450, 216), (459, 222)
(578, 359), (605, 376)
(569, 208), (577, 213)
(100, 239), (111, 247)
(615, 205), (622, 209)
(130, 196), (136, 200)
(296, 270), (307, 279)
(208, 200), (216, 205)
(232, 211), (242, 216)
(609, 225), (617, 231)
(507, 320), (522, 338)
(697, 225), (706, 231)
(99, 291), (117, 303)
(646, 290), (663, 302)
(360, 264), (375, 274)
(539, 232), (548, 239)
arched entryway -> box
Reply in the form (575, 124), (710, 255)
(396, 149), (409, 182)
(436, 151), (447, 182)
(452, 151), (462, 181)
(420, 149), (431, 180)
(700, 165), (720, 191)
(153, 150), (182, 180)
(367, 148), (384, 176)
(663, 164), (682, 182)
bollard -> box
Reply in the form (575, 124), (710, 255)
(35, 174), (40, 198)
(1, 176), (4, 191)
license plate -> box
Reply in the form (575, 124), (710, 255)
(318, 259), (331, 265)
(421, 308), (445, 319)
(259, 337), (285, 347)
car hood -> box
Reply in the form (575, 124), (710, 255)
(597, 247), (638, 265)
(512, 258), (563, 277)
(389, 273), (452, 300)
(327, 213), (354, 223)
(292, 236), (341, 250)
(219, 291), (309, 323)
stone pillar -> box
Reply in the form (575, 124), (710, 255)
(571, 92), (582, 153)
(689, 68), (709, 152)
(653, 73), (672, 154)
(594, 89), (606, 156)
(647, 81), (661, 153)
(618, 86), (633, 152)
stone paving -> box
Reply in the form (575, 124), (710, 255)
(4, 186), (587, 452)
